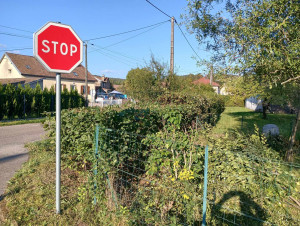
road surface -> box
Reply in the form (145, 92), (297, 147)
(0, 123), (46, 197)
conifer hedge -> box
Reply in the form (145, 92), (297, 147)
(0, 83), (85, 120)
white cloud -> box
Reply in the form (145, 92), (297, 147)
(100, 69), (114, 74)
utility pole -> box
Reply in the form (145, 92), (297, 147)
(84, 42), (88, 107)
(170, 17), (174, 75)
(210, 65), (213, 85)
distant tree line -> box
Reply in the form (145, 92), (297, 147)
(0, 83), (85, 120)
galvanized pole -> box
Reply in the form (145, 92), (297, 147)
(56, 73), (61, 214)
(84, 42), (88, 107)
(170, 17), (174, 74)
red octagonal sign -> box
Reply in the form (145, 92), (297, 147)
(34, 22), (83, 73)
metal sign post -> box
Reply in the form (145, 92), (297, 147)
(33, 22), (83, 215)
(55, 73), (61, 214)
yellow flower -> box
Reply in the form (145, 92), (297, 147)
(179, 169), (194, 181)
(183, 194), (189, 200)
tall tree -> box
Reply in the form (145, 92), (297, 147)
(185, 0), (300, 161)
(125, 67), (157, 101)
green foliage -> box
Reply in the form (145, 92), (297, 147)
(0, 83), (5, 120)
(0, 83), (85, 120)
(61, 87), (70, 110)
(185, 0), (299, 85)
(110, 78), (125, 85)
(33, 84), (43, 116)
(184, 0), (300, 158)
(4, 84), (16, 119)
(124, 67), (159, 101)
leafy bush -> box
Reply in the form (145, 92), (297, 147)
(223, 95), (245, 107)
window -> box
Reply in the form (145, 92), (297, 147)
(8, 69), (12, 73)
(25, 65), (31, 69)
(70, 84), (76, 91)
(81, 85), (90, 95)
(55, 84), (67, 91)
(73, 72), (78, 76)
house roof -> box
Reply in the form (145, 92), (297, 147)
(192, 77), (220, 87)
(0, 77), (43, 85)
(5, 52), (96, 82)
(93, 75), (110, 82)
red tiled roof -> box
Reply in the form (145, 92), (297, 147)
(5, 52), (96, 82)
(192, 77), (220, 87)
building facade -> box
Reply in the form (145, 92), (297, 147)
(0, 52), (97, 101)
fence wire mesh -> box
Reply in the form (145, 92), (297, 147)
(92, 125), (300, 225)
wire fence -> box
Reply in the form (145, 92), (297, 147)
(92, 125), (300, 225)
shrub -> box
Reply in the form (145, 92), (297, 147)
(0, 83), (85, 120)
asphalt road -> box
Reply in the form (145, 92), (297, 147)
(0, 123), (46, 197)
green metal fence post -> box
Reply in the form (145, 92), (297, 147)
(202, 145), (209, 226)
(93, 124), (99, 205)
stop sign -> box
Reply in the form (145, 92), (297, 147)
(34, 22), (83, 73)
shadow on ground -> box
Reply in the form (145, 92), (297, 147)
(209, 190), (267, 225)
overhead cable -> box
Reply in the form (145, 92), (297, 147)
(85, 19), (170, 41)
(102, 22), (168, 49)
(0, 47), (32, 52)
(0, 24), (33, 33)
(0, 32), (32, 39)
(90, 43), (143, 63)
(144, 0), (203, 61)
(145, 0), (173, 19)
(175, 22), (202, 61)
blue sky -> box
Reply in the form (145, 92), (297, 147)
(0, 0), (213, 79)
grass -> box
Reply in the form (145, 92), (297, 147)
(0, 118), (45, 127)
(214, 107), (300, 140)
(0, 139), (127, 225)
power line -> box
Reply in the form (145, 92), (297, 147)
(175, 22), (202, 61)
(89, 45), (140, 65)
(102, 22), (168, 49)
(145, 0), (173, 19)
(91, 47), (136, 67)
(144, 0), (203, 61)
(0, 24), (33, 33)
(0, 47), (32, 52)
(0, 32), (32, 39)
(90, 43), (144, 63)
(85, 20), (170, 41)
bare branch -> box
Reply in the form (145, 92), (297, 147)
(281, 75), (300, 85)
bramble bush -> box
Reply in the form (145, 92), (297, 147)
(42, 94), (298, 224)
(44, 92), (225, 169)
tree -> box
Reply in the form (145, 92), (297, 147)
(125, 67), (157, 101)
(185, 0), (300, 161)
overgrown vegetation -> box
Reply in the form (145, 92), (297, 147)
(1, 101), (299, 225)
(0, 83), (85, 120)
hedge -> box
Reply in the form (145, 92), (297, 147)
(0, 83), (85, 120)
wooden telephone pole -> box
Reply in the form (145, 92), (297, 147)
(210, 65), (213, 85)
(170, 17), (174, 74)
